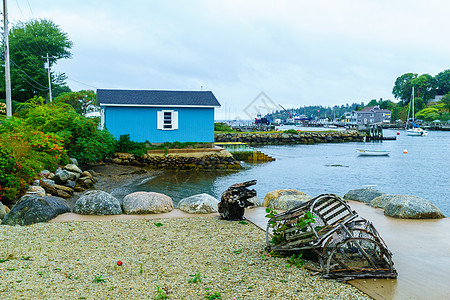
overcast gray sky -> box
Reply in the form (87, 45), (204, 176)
(7, 0), (450, 119)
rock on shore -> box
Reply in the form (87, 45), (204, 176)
(369, 194), (398, 208)
(343, 188), (385, 203)
(1, 195), (70, 226)
(74, 190), (122, 215)
(177, 193), (219, 214)
(384, 195), (445, 219)
(263, 189), (312, 210)
(122, 191), (174, 214)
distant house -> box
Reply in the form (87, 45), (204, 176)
(428, 95), (443, 105)
(355, 106), (391, 125)
(343, 112), (356, 124)
(97, 89), (221, 143)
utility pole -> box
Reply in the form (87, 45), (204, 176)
(3, 0), (12, 117)
(44, 53), (52, 102)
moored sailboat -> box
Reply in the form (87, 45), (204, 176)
(406, 87), (428, 136)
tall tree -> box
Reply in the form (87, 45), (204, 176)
(434, 69), (450, 96)
(0, 19), (73, 101)
(366, 99), (378, 107)
(392, 73), (417, 104)
(411, 74), (436, 102)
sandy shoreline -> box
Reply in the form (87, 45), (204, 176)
(0, 216), (370, 300)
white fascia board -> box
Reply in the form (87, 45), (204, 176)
(99, 103), (220, 108)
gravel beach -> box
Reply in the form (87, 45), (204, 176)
(0, 216), (370, 300)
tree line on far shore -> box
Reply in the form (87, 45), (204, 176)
(268, 70), (450, 123)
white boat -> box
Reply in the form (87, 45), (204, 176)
(406, 127), (428, 136)
(406, 87), (428, 136)
(356, 149), (390, 156)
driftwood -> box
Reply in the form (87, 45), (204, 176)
(266, 194), (397, 280)
(219, 180), (257, 220)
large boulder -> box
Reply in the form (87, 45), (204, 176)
(343, 188), (385, 203)
(384, 195), (445, 219)
(122, 192), (173, 214)
(177, 193), (219, 214)
(74, 190), (122, 215)
(263, 189), (312, 210)
(370, 194), (398, 209)
(1, 195), (70, 226)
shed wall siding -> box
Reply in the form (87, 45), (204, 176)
(104, 106), (214, 143)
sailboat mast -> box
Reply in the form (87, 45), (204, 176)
(412, 86), (415, 122)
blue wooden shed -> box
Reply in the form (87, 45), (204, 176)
(97, 89), (221, 143)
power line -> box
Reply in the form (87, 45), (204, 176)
(11, 59), (48, 89)
(15, 0), (24, 18)
(25, 0), (34, 17)
(11, 66), (48, 91)
(66, 77), (98, 89)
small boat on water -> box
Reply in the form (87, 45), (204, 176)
(356, 149), (390, 156)
(407, 127), (428, 136)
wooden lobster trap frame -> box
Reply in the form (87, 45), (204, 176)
(265, 194), (397, 280)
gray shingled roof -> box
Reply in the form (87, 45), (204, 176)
(360, 106), (390, 113)
(97, 89), (221, 107)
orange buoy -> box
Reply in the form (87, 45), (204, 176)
(403, 149), (408, 154)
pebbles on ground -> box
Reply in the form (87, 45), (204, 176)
(0, 217), (370, 299)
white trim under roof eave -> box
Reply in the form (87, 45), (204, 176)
(99, 103), (220, 108)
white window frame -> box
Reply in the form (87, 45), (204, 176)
(157, 110), (178, 130)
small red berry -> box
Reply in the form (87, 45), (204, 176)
(117, 260), (123, 266)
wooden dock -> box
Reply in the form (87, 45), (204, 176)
(359, 125), (396, 141)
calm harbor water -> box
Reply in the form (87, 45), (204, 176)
(112, 129), (450, 216)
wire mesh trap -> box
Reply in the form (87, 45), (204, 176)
(265, 193), (397, 280)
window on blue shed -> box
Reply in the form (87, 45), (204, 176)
(157, 110), (178, 130)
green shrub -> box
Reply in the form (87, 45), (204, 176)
(0, 117), (68, 169)
(0, 100), (117, 202)
(283, 129), (298, 134)
(20, 102), (116, 163)
(0, 147), (21, 202)
(70, 129), (116, 163)
(214, 122), (234, 132)
(116, 134), (147, 156)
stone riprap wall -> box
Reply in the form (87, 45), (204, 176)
(215, 130), (364, 145)
(105, 150), (241, 170)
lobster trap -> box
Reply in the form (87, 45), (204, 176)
(265, 194), (397, 280)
